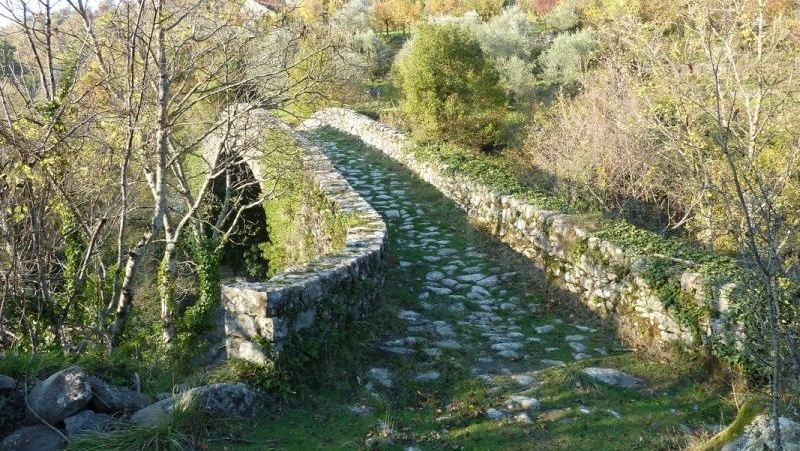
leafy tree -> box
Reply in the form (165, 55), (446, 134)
(539, 28), (596, 84)
(331, 0), (392, 76)
(473, 6), (542, 103)
(544, 0), (580, 31)
(462, 0), (504, 21)
(526, 0), (558, 16)
(394, 24), (507, 150)
(430, 8), (543, 105)
(425, 0), (461, 16)
(525, 59), (682, 228)
(371, 0), (423, 35)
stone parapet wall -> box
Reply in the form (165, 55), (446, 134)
(222, 122), (386, 363)
(302, 108), (734, 350)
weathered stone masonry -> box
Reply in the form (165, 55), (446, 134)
(302, 108), (738, 352)
(222, 118), (387, 363)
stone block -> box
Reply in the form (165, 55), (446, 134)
(294, 309), (317, 332)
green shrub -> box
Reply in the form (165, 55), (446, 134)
(394, 24), (508, 151)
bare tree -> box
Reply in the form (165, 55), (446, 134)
(1, 0), (347, 352)
(652, 1), (800, 447)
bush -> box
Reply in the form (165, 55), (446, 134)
(525, 62), (683, 229)
(394, 24), (508, 151)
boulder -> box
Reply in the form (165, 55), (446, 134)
(0, 425), (65, 451)
(130, 383), (262, 427)
(0, 375), (15, 391)
(63, 410), (113, 438)
(89, 377), (153, 413)
(26, 366), (92, 425)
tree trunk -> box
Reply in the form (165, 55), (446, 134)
(158, 241), (177, 346)
(107, 232), (151, 347)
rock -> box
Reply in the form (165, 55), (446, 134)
(26, 366), (92, 425)
(491, 342), (523, 352)
(569, 342), (588, 353)
(0, 395), (23, 436)
(380, 346), (415, 355)
(573, 325), (596, 333)
(507, 395), (541, 412)
(457, 273), (488, 283)
(64, 410), (113, 438)
(0, 425), (65, 451)
(582, 367), (644, 389)
(425, 271), (445, 282)
(367, 368), (393, 389)
(89, 377), (153, 413)
(447, 303), (465, 312)
(433, 339), (462, 350)
(535, 325), (555, 334)
(440, 279), (459, 288)
(0, 375), (15, 391)
(427, 286), (452, 296)
(486, 408), (504, 420)
(415, 371), (441, 382)
(432, 321), (454, 337)
(349, 405), (373, 416)
(398, 310), (421, 322)
(497, 350), (520, 359)
(130, 383), (262, 427)
(469, 286), (491, 297)
(540, 359), (566, 367)
(723, 414), (800, 451)
(511, 375), (536, 385)
(514, 412), (533, 424)
(476, 275), (498, 287)
(564, 335), (586, 342)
